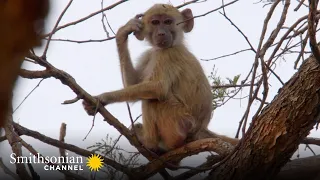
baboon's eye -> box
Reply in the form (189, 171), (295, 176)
(164, 19), (172, 25)
(151, 20), (160, 25)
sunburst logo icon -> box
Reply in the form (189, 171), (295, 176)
(86, 154), (104, 171)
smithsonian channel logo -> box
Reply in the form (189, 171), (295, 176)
(10, 153), (104, 172)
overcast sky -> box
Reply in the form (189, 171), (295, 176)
(1, 0), (319, 179)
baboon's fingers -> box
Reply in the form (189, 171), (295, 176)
(135, 14), (144, 19)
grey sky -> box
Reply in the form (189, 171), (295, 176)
(1, 0), (319, 179)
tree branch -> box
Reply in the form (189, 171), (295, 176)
(12, 122), (134, 178)
(308, 0), (320, 63)
(207, 55), (320, 180)
(134, 138), (234, 179)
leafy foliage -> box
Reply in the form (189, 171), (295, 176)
(208, 66), (241, 110)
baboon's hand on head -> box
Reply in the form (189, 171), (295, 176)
(116, 14), (144, 43)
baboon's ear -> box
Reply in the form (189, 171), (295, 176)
(181, 8), (194, 33)
(134, 14), (145, 40)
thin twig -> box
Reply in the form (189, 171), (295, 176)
(294, 0), (306, 11)
(42, 1), (128, 37)
(308, 0), (320, 63)
(0, 158), (20, 180)
(42, 0), (74, 57)
(176, 0), (239, 25)
(83, 99), (100, 141)
(200, 49), (252, 61)
(13, 79), (44, 114)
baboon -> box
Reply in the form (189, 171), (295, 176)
(83, 4), (238, 155)
(0, 0), (50, 129)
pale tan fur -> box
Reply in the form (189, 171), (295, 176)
(193, 128), (239, 146)
(82, 4), (239, 154)
(135, 44), (213, 150)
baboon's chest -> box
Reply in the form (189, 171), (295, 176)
(142, 58), (157, 80)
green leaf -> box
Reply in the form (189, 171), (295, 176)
(233, 74), (241, 85)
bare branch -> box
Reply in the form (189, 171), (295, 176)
(62, 96), (82, 104)
(301, 137), (320, 146)
(201, 48), (252, 61)
(177, 0), (239, 25)
(42, 1), (128, 37)
(4, 107), (32, 180)
(13, 79), (44, 114)
(134, 138), (234, 179)
(12, 122), (134, 177)
(294, 0), (307, 11)
(0, 158), (20, 180)
(42, 0), (74, 57)
(20, 69), (53, 79)
(45, 37), (115, 44)
(308, 0), (320, 63)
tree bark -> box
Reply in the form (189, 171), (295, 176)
(207, 55), (320, 180)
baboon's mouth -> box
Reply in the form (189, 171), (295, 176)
(158, 41), (167, 45)
(157, 41), (170, 48)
